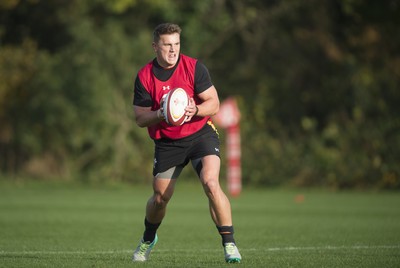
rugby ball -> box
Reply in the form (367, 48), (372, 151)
(163, 88), (189, 126)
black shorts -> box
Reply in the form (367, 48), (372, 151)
(153, 121), (220, 177)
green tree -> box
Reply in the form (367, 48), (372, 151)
(0, 0), (399, 188)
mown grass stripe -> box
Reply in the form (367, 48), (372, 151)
(1, 244), (399, 255)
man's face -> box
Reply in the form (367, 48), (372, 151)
(153, 33), (180, 69)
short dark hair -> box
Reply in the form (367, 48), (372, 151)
(153, 23), (182, 43)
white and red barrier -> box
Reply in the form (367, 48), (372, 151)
(213, 97), (241, 197)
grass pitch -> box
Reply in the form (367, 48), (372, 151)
(0, 180), (399, 267)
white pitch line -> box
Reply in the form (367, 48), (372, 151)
(0, 245), (399, 256)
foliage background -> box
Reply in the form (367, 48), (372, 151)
(0, 0), (399, 189)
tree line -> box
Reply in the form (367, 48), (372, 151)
(0, 0), (399, 189)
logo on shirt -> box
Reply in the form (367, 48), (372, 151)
(162, 86), (170, 91)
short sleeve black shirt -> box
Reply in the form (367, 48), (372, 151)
(133, 57), (213, 107)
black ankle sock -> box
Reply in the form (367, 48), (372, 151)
(217, 225), (235, 245)
(143, 218), (161, 242)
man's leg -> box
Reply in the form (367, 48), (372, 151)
(198, 155), (232, 226)
(197, 155), (241, 263)
(146, 177), (177, 224)
(133, 177), (177, 262)
(142, 177), (176, 241)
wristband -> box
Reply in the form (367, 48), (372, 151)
(194, 106), (199, 117)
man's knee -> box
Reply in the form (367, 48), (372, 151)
(202, 179), (221, 196)
(153, 192), (172, 208)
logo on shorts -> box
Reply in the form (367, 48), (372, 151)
(215, 148), (219, 152)
(153, 158), (157, 168)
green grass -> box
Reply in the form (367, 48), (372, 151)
(0, 180), (399, 267)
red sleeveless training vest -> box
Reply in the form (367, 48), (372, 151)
(137, 54), (210, 140)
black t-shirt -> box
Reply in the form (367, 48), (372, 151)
(133, 56), (213, 107)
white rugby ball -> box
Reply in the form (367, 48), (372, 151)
(163, 88), (189, 126)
